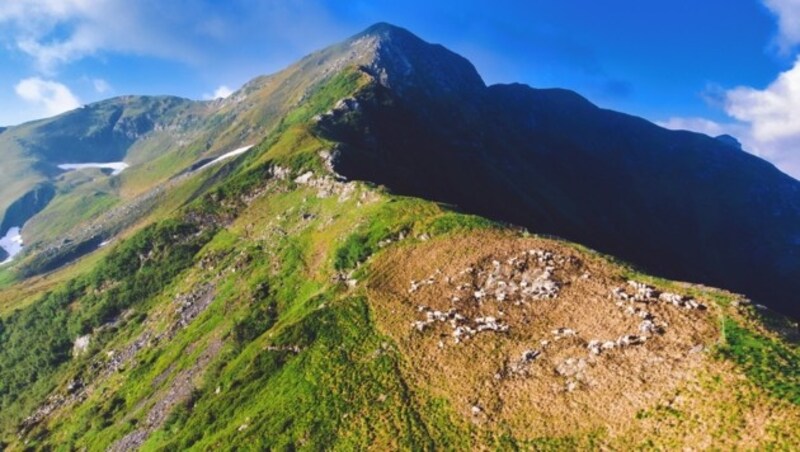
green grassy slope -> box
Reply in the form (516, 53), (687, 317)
(0, 68), (797, 451)
(1, 30), (388, 262)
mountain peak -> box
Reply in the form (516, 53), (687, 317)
(345, 22), (486, 97)
(357, 22), (415, 39)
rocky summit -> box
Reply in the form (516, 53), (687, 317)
(0, 23), (797, 450)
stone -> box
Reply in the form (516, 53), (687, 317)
(521, 349), (541, 362)
(73, 334), (92, 356)
(552, 327), (577, 338)
(294, 171), (314, 185)
(639, 320), (657, 334)
(617, 335), (647, 346)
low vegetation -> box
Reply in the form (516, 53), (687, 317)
(0, 64), (798, 451)
(720, 317), (800, 404)
(0, 219), (213, 432)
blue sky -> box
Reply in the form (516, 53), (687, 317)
(1, 0), (799, 177)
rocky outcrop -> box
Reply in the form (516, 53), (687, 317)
(18, 284), (218, 437)
(109, 339), (222, 452)
(72, 335), (91, 357)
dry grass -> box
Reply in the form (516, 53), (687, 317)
(618, 360), (800, 449)
(365, 230), (800, 445)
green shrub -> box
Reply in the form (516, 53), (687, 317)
(0, 219), (213, 425)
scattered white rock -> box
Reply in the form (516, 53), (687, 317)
(270, 165), (291, 180)
(294, 171), (314, 185)
(73, 334), (91, 356)
(639, 319), (657, 334)
(412, 306), (509, 344)
(552, 327), (577, 338)
(617, 335), (647, 346)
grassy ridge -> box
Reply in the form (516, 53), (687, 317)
(1, 66), (799, 450)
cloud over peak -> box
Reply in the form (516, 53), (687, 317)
(660, 57), (800, 179)
(14, 77), (81, 117)
(660, 1), (800, 180)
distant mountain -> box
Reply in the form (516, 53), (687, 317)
(0, 37), (395, 250)
(0, 96), (197, 238)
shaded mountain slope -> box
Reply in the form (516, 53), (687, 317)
(0, 23), (797, 451)
(317, 24), (800, 318)
(0, 67), (797, 449)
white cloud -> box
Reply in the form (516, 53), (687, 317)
(92, 78), (111, 93)
(657, 117), (731, 138)
(0, 0), (345, 74)
(764, 0), (800, 53)
(660, 67), (800, 179)
(0, 1), (345, 126)
(724, 56), (800, 143)
(723, 56), (800, 177)
(658, 1), (800, 180)
(0, 0), (205, 73)
(659, 114), (800, 178)
(203, 85), (234, 100)
(14, 77), (81, 117)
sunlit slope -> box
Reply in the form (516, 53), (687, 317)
(0, 64), (796, 451)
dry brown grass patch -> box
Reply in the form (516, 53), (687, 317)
(366, 230), (721, 439)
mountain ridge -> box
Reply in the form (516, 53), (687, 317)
(0, 22), (797, 450)
(312, 25), (800, 318)
(3, 23), (798, 318)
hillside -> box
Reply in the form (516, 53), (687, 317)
(319, 24), (800, 319)
(0, 23), (798, 450)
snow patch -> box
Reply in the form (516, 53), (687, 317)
(0, 226), (23, 264)
(58, 162), (129, 176)
(197, 145), (254, 171)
